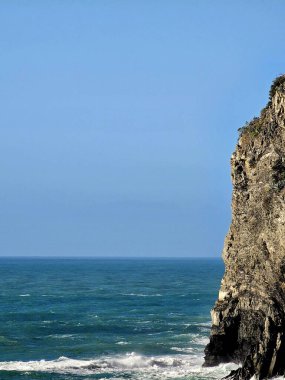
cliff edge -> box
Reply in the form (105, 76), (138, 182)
(204, 76), (285, 379)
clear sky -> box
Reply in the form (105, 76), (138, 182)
(1, 1), (285, 257)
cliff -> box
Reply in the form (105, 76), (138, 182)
(204, 76), (285, 379)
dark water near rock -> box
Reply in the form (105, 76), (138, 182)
(0, 258), (238, 379)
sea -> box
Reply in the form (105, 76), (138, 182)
(0, 257), (240, 380)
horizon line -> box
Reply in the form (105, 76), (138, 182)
(0, 255), (221, 259)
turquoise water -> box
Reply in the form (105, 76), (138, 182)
(0, 258), (237, 379)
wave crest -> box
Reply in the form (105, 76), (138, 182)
(0, 353), (240, 379)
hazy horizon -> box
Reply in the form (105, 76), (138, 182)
(0, 256), (221, 259)
(1, 1), (285, 257)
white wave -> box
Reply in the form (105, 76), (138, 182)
(173, 332), (210, 344)
(191, 321), (212, 327)
(47, 334), (76, 339)
(0, 352), (240, 379)
(170, 346), (194, 353)
(191, 335), (210, 346)
(199, 327), (211, 333)
(19, 294), (30, 297)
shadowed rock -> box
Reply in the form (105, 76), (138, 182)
(204, 75), (285, 379)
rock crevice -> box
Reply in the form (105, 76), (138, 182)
(204, 76), (285, 379)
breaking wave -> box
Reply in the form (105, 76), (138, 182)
(0, 353), (239, 379)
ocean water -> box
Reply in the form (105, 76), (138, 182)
(0, 258), (239, 380)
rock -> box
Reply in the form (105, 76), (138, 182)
(204, 75), (285, 379)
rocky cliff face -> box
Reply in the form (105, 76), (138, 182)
(204, 76), (285, 379)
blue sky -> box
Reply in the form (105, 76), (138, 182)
(1, 1), (285, 257)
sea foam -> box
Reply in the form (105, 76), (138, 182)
(0, 353), (239, 379)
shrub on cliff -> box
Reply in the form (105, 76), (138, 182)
(269, 74), (285, 103)
(238, 117), (261, 138)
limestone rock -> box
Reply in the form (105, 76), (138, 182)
(204, 75), (285, 379)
